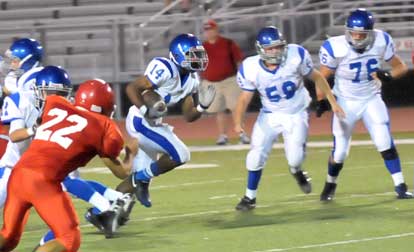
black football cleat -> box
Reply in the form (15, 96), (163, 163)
(96, 209), (121, 239)
(320, 182), (337, 202)
(114, 193), (136, 226)
(85, 208), (104, 231)
(132, 175), (152, 208)
(395, 183), (413, 199)
(292, 170), (312, 194)
(235, 196), (256, 211)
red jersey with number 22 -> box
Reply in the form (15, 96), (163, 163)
(14, 95), (124, 181)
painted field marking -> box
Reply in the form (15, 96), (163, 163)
(209, 194), (237, 200)
(80, 163), (219, 174)
(253, 232), (414, 252)
(188, 138), (414, 152)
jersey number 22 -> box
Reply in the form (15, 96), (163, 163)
(35, 108), (88, 149)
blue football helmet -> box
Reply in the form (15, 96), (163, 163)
(345, 8), (375, 50)
(5, 38), (43, 73)
(34, 65), (72, 109)
(169, 33), (208, 72)
(256, 26), (287, 65)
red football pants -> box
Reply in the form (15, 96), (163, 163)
(0, 168), (80, 252)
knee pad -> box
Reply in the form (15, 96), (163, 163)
(56, 226), (80, 252)
(381, 147), (398, 160)
(246, 148), (266, 171)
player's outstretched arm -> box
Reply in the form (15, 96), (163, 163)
(234, 91), (254, 134)
(310, 69), (345, 119)
(181, 95), (202, 122)
(126, 76), (153, 109)
(101, 139), (138, 179)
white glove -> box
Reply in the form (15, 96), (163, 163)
(197, 84), (216, 112)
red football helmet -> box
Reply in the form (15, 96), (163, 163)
(74, 79), (115, 117)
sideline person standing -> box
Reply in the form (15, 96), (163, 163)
(202, 19), (250, 145)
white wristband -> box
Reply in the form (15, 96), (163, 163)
(26, 126), (35, 137)
(139, 105), (148, 115)
(196, 104), (205, 113)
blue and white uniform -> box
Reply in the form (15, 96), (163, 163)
(126, 57), (197, 173)
(0, 91), (39, 207)
(4, 66), (42, 94)
(238, 44), (313, 171)
(319, 30), (396, 163)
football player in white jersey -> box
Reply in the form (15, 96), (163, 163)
(0, 38), (43, 95)
(316, 9), (411, 201)
(117, 33), (215, 208)
(234, 26), (345, 211)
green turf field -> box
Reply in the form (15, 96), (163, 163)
(9, 134), (414, 252)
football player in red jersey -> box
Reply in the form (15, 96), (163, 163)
(0, 66), (135, 252)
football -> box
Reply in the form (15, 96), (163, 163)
(141, 89), (167, 117)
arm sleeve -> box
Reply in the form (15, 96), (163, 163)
(1, 95), (23, 125)
(144, 58), (173, 88)
(299, 47), (314, 76)
(319, 40), (338, 69)
(382, 32), (395, 62)
(99, 121), (124, 159)
(236, 62), (256, 92)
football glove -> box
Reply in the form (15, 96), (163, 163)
(376, 69), (393, 82)
(315, 99), (331, 118)
(197, 84), (216, 111)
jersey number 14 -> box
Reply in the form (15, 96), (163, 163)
(35, 108), (88, 149)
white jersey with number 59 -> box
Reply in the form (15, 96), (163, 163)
(319, 29), (395, 100)
(144, 57), (200, 107)
(237, 44), (313, 114)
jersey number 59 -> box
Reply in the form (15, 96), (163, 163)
(35, 108), (88, 149)
(265, 81), (296, 102)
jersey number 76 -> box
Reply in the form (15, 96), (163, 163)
(35, 108), (88, 149)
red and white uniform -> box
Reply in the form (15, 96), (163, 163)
(0, 95), (123, 252)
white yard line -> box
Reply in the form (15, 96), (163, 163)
(209, 194), (237, 200)
(253, 232), (414, 252)
(188, 138), (414, 152)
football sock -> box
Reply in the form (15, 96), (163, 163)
(381, 148), (404, 186)
(327, 161), (343, 184)
(134, 162), (159, 182)
(40, 230), (55, 245)
(63, 177), (110, 212)
(86, 180), (123, 201)
(289, 166), (301, 174)
(245, 170), (262, 199)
